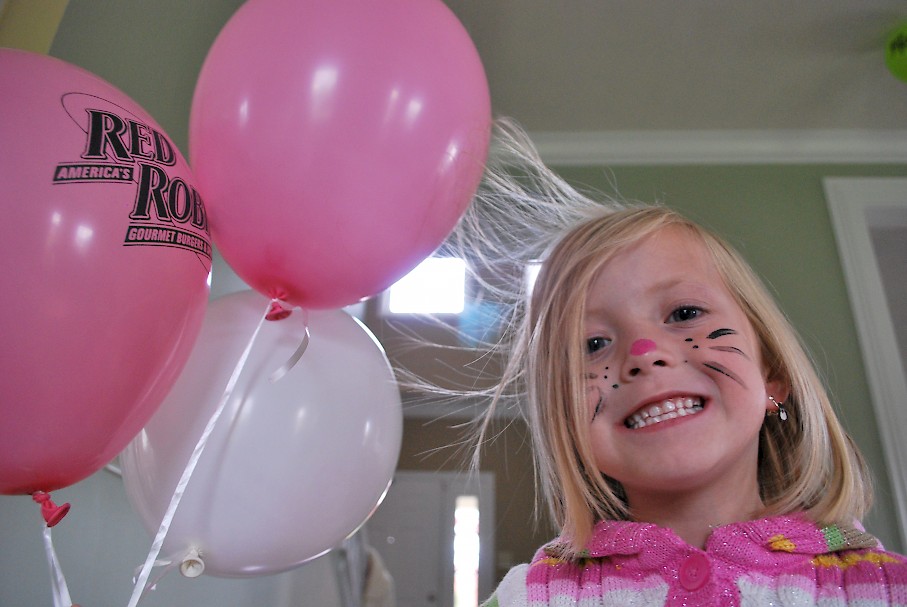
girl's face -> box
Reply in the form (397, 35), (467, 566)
(582, 226), (784, 508)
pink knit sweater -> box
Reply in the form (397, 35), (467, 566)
(485, 514), (907, 606)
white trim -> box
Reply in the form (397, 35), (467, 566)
(531, 130), (907, 165)
(824, 177), (907, 549)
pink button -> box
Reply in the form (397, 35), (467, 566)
(678, 552), (710, 591)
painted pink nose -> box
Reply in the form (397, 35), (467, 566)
(629, 338), (657, 356)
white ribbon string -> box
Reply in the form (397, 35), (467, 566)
(42, 526), (73, 607)
(126, 299), (271, 607)
(269, 309), (310, 383)
(133, 558), (178, 601)
(130, 546), (192, 601)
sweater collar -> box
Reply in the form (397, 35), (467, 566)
(544, 514), (879, 560)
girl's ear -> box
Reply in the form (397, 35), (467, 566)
(764, 376), (791, 411)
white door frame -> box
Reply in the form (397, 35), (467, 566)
(824, 177), (907, 548)
(365, 470), (495, 607)
(440, 471), (496, 607)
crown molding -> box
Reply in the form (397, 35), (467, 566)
(529, 129), (907, 166)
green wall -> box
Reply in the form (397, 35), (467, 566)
(47, 0), (907, 551)
(50, 0), (245, 157)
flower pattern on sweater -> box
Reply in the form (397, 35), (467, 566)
(484, 515), (907, 606)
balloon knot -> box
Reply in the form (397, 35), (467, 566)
(266, 299), (292, 321)
(32, 491), (71, 527)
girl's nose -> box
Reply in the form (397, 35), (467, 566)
(622, 338), (670, 379)
(629, 338), (657, 356)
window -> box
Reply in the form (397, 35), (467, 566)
(386, 257), (467, 314)
(525, 260), (542, 296)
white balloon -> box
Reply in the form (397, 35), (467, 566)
(121, 290), (402, 577)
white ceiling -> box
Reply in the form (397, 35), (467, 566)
(444, 1), (907, 163)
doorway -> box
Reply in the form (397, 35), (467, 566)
(364, 470), (495, 607)
(825, 177), (907, 548)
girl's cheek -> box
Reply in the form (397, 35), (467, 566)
(586, 380), (608, 421)
(584, 376), (604, 420)
(586, 384), (600, 407)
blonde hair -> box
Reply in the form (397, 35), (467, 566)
(455, 120), (872, 556)
(519, 206), (871, 552)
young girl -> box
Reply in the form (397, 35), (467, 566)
(451, 121), (907, 606)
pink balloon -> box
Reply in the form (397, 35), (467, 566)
(121, 290), (402, 577)
(0, 49), (211, 495)
(190, 0), (491, 309)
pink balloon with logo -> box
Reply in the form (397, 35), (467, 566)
(0, 49), (211, 495)
(190, 0), (491, 309)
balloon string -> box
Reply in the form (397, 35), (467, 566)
(42, 526), (74, 607)
(269, 308), (309, 383)
(126, 299), (271, 607)
(131, 554), (181, 601)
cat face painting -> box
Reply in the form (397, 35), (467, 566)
(582, 226), (786, 504)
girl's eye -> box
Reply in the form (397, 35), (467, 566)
(668, 306), (704, 323)
(587, 336), (612, 354)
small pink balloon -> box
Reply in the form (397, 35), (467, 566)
(190, 0), (491, 308)
(0, 49), (211, 494)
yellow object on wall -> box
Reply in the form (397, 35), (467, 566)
(0, 0), (69, 53)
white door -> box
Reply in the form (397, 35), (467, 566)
(364, 471), (495, 607)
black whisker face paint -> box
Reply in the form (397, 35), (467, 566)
(703, 361), (747, 388)
(591, 388), (604, 421)
(709, 345), (749, 359)
(707, 328), (737, 340)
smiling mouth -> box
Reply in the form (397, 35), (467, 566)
(624, 397), (704, 429)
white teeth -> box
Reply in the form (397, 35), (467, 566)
(625, 397), (703, 429)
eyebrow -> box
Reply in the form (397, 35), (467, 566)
(585, 279), (719, 316)
(652, 278), (721, 296)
